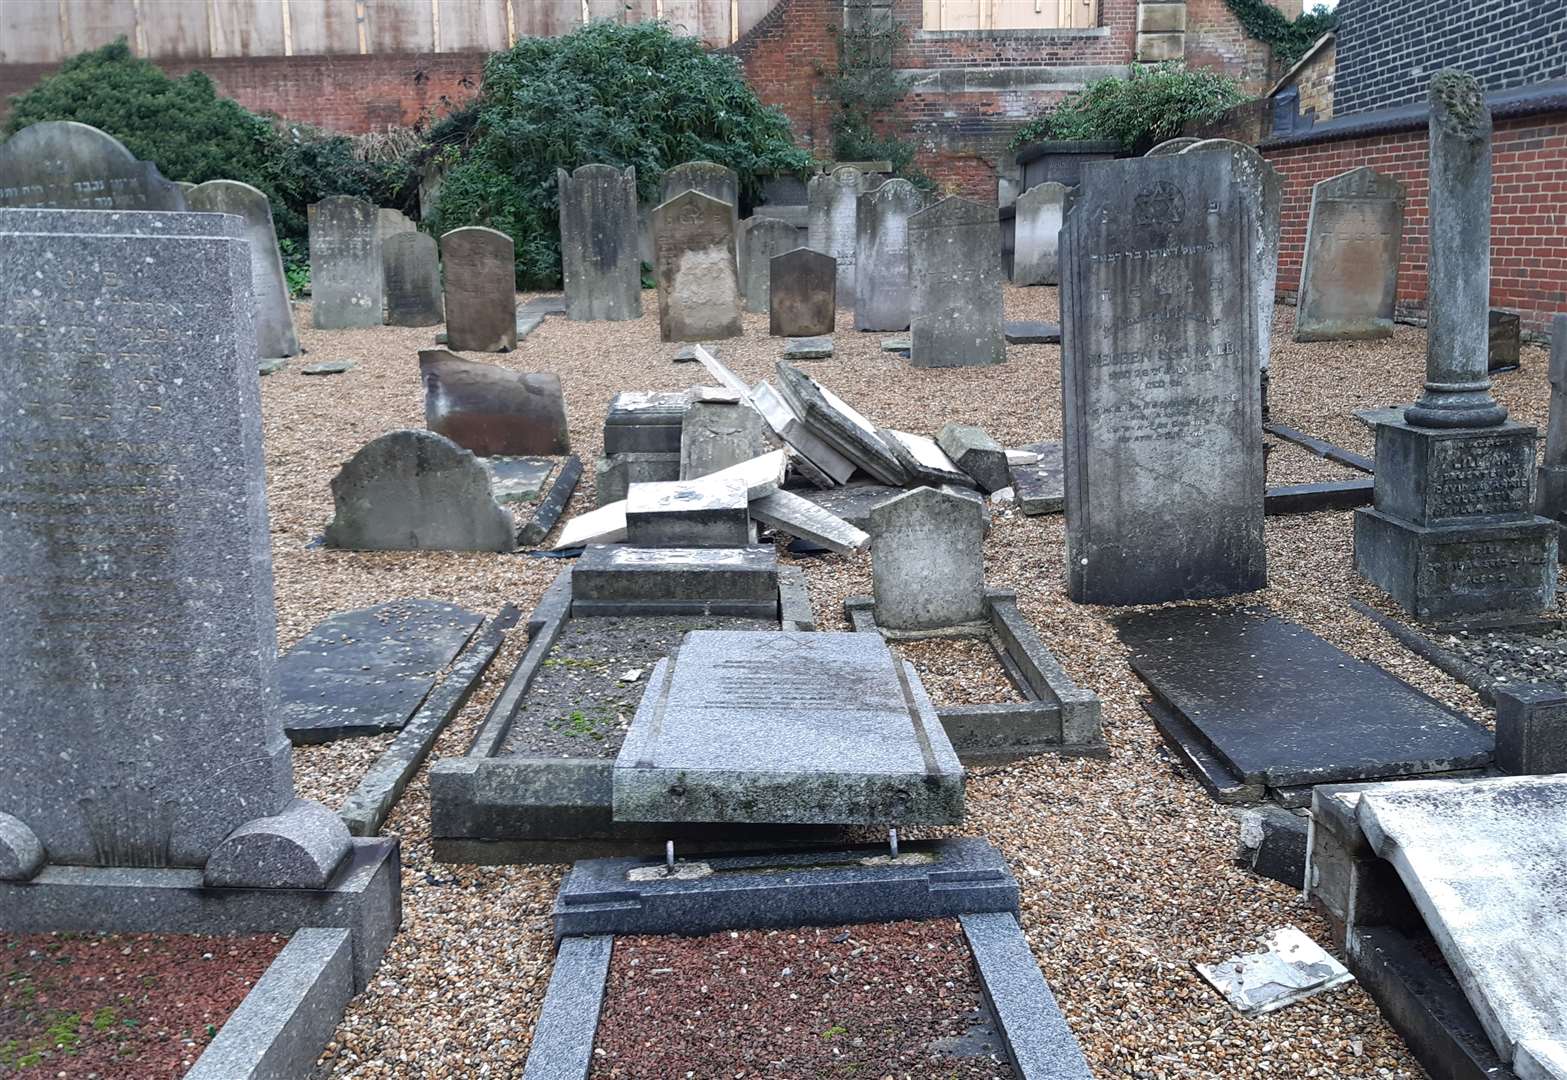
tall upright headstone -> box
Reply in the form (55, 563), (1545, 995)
(383, 231), (444, 326)
(808, 165), (871, 308)
(1061, 152), (1267, 604)
(740, 216), (799, 315)
(1354, 72), (1557, 619)
(309, 195), (382, 329)
(558, 164), (642, 321)
(0, 121), (187, 211)
(1011, 181), (1074, 287)
(0, 208), (349, 885)
(187, 179), (300, 358)
(660, 160), (739, 225)
(651, 189), (742, 343)
(441, 226), (517, 352)
(1537, 315), (1567, 530)
(908, 197), (1005, 368)
(1294, 167), (1407, 341)
(870, 486), (987, 631)
(855, 179), (922, 332)
(769, 248), (836, 337)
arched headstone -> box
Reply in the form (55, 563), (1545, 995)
(0, 121), (187, 211)
(558, 164), (642, 321)
(188, 179), (300, 358)
(384, 231), (444, 327)
(1145, 137), (1201, 156)
(660, 160), (738, 224)
(769, 248), (836, 337)
(651, 190), (742, 343)
(441, 226), (517, 352)
(740, 216), (798, 315)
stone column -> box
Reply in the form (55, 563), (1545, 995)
(1404, 71), (1508, 429)
(1538, 315), (1567, 525)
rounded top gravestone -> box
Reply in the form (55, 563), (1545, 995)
(441, 226), (518, 352)
(187, 179), (301, 359)
(309, 194), (383, 329)
(869, 485), (988, 632)
(660, 160), (739, 222)
(0, 121), (188, 211)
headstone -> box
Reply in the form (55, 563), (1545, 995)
(309, 195), (383, 329)
(323, 429), (517, 552)
(0, 121), (187, 211)
(936, 424), (1010, 493)
(769, 248), (836, 337)
(774, 361), (908, 485)
(1011, 441), (1065, 515)
(441, 226), (517, 352)
(909, 197), (1005, 368)
(383, 231), (444, 326)
(1294, 166), (1406, 341)
(187, 180), (300, 358)
(855, 179), (923, 331)
(1145, 137), (1202, 156)
(740, 216), (798, 314)
(0, 208), (347, 885)
(625, 477), (750, 548)
(808, 165), (871, 308)
(613, 631), (964, 825)
(1489, 309), (1522, 371)
(420, 349), (570, 456)
(680, 394), (767, 480)
(749, 489), (869, 554)
(606, 391), (688, 453)
(375, 208), (415, 309)
(660, 160), (739, 225)
(1011, 182), (1073, 286)
(1537, 315), (1567, 526)
(1354, 72), (1557, 619)
(558, 164), (642, 321)
(1061, 151), (1267, 604)
(651, 190), (742, 342)
(870, 486), (987, 631)
(595, 453), (681, 506)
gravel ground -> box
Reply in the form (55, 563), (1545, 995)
(277, 288), (1555, 1078)
(590, 919), (1014, 1079)
(891, 637), (1026, 705)
(1438, 622), (1567, 692)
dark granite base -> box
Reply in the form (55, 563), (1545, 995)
(1355, 508), (1558, 619)
(1265, 478), (1375, 514)
(1233, 805), (1309, 888)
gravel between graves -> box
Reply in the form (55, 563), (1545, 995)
(278, 289), (1554, 1078)
(892, 637), (1027, 705)
(1439, 622), (1567, 693)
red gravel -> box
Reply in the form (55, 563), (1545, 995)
(590, 919), (1015, 1079)
(0, 931), (286, 1078)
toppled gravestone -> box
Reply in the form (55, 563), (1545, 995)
(937, 424), (1010, 493)
(420, 349), (570, 457)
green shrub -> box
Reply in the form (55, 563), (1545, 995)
(1010, 63), (1250, 154)
(1222, 0), (1336, 68)
(429, 20), (812, 287)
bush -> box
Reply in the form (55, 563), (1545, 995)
(1009, 64), (1250, 154)
(429, 20), (812, 287)
(1222, 0), (1336, 68)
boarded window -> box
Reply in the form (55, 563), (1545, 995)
(922, 0), (1099, 30)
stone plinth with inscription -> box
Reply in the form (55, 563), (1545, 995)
(0, 121), (187, 212)
(1295, 167), (1406, 342)
(0, 208), (351, 887)
(1060, 152), (1267, 604)
(652, 190), (742, 343)
(309, 195), (383, 329)
(613, 631), (964, 826)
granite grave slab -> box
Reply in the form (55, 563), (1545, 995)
(871, 487), (988, 632)
(571, 546), (780, 617)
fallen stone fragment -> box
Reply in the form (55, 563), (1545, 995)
(1004, 320), (1061, 345)
(554, 499), (628, 550)
(936, 422), (1010, 493)
(881, 429), (972, 489)
(420, 349), (570, 456)
(749, 488), (869, 554)
(1196, 927), (1353, 1016)
(783, 336), (833, 360)
(302, 359), (355, 375)
(881, 335), (911, 352)
(259, 357), (288, 376)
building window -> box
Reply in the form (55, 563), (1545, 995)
(922, 0), (1099, 30)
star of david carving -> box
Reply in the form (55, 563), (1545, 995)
(1134, 182), (1184, 227)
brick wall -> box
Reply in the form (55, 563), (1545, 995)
(1183, 0), (1276, 92)
(1264, 112), (1567, 338)
(1334, 0), (1567, 117)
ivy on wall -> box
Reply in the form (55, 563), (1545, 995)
(823, 0), (931, 186)
(1222, 0), (1338, 68)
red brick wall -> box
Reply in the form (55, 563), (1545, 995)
(1264, 113), (1567, 338)
(1184, 0), (1276, 93)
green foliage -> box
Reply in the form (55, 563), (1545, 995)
(825, 4), (931, 188)
(430, 20), (812, 287)
(1009, 64), (1250, 154)
(1222, 0), (1336, 68)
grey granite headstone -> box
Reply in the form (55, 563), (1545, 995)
(323, 429), (517, 552)
(1061, 151), (1267, 604)
(660, 160), (738, 225)
(382, 231), (444, 327)
(441, 226), (517, 352)
(740, 216), (798, 314)
(309, 195), (382, 329)
(855, 178), (923, 332)
(681, 397), (766, 480)
(421, 350), (570, 456)
(0, 121), (187, 212)
(651, 189), (742, 342)
(0, 208), (348, 885)
(613, 631), (964, 825)
(870, 486), (987, 631)
(808, 165), (871, 308)
(1011, 181), (1074, 286)
(1295, 167), (1406, 341)
(558, 164), (642, 321)
(909, 197), (1005, 368)
(1537, 315), (1567, 526)
(769, 247), (836, 337)
(187, 180), (300, 358)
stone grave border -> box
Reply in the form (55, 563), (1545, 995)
(1264, 421), (1376, 515)
(430, 565), (828, 864)
(522, 844), (1091, 1080)
(519, 455), (583, 547)
(843, 588), (1106, 762)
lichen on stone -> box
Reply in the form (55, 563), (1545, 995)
(1430, 69), (1488, 141)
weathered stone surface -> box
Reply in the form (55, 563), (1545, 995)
(1061, 151), (1267, 604)
(0, 813), (44, 881)
(783, 335), (833, 360)
(749, 489), (869, 554)
(855, 178), (923, 331)
(605, 390), (687, 454)
(613, 631), (964, 825)
(775, 362), (908, 485)
(594, 452), (681, 506)
(1012, 181), (1074, 286)
(936, 423), (1010, 493)
(302, 360), (355, 375)
(881, 429), (971, 489)
(555, 501), (629, 549)
(660, 160), (738, 223)
(188, 179), (300, 357)
(1145, 137), (1202, 156)
(558, 164), (642, 321)
(569, 546), (779, 615)
(382, 231), (443, 326)
(680, 398), (766, 480)
(652, 190), (742, 342)
(1005, 320), (1061, 344)
(870, 486), (987, 631)
(740, 216), (798, 314)
(808, 165), (872, 308)
(625, 477), (750, 548)
(0, 121), (187, 211)
(909, 197), (1005, 368)
(1012, 440), (1065, 514)
(419, 349), (569, 456)
(1494, 685), (1567, 776)
(377, 207), (415, 243)
(1538, 315), (1567, 524)
(749, 380), (856, 486)
(0, 208), (312, 874)
(1295, 167), (1406, 341)
(309, 195), (382, 329)
(1489, 308), (1522, 372)
(203, 799), (352, 889)
(324, 430), (517, 552)
(441, 226), (517, 351)
(769, 247), (836, 337)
